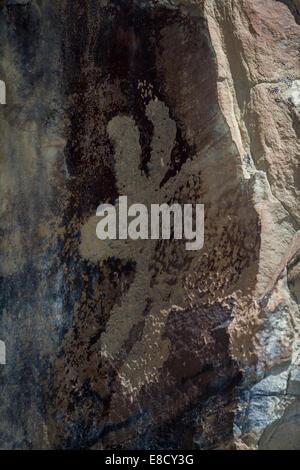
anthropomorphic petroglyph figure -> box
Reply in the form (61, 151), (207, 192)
(80, 93), (204, 395)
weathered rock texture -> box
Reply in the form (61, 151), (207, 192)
(0, 0), (299, 450)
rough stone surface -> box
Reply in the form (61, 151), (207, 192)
(0, 0), (299, 450)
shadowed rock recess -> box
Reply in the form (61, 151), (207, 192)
(0, 0), (299, 450)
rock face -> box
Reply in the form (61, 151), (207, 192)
(0, 0), (299, 450)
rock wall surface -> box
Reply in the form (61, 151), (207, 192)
(0, 0), (299, 450)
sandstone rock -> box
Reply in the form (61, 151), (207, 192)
(0, 0), (299, 450)
(288, 368), (300, 395)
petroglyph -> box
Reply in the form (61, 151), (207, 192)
(80, 96), (204, 394)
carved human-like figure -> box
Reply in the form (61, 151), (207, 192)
(80, 94), (203, 395)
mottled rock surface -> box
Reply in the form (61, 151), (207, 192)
(0, 0), (299, 450)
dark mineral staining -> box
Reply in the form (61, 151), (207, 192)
(276, 0), (300, 25)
